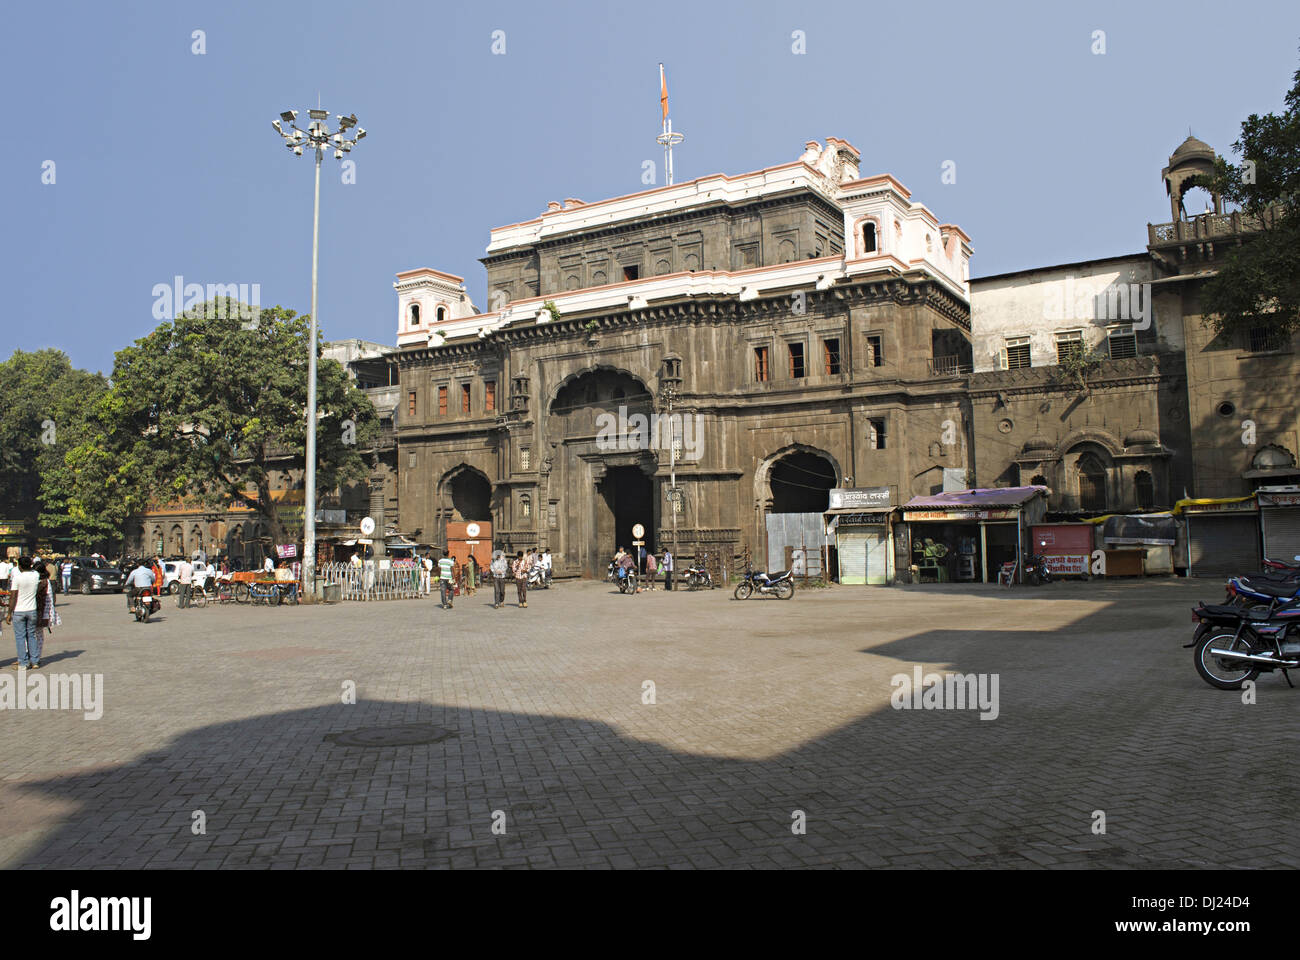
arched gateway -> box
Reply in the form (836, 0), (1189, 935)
(547, 368), (658, 577)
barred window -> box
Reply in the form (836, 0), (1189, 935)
(1107, 325), (1138, 359)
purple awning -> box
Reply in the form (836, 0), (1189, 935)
(902, 485), (1048, 509)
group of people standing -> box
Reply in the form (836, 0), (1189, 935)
(613, 546), (674, 590)
(1, 555), (62, 670)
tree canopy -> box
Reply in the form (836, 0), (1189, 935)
(1194, 57), (1300, 338)
(72, 300), (381, 548)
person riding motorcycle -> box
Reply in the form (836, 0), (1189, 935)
(125, 562), (155, 612)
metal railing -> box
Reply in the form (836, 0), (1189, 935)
(320, 561), (428, 601)
(928, 355), (972, 377)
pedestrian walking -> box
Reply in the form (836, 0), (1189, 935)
(60, 558), (72, 594)
(466, 555), (479, 596)
(33, 565), (58, 662)
(490, 551), (508, 608)
(645, 551), (657, 589)
(438, 553), (455, 608)
(177, 557), (194, 609)
(6, 557), (42, 670)
(420, 553), (433, 595)
(513, 551), (530, 607)
(663, 548), (674, 591)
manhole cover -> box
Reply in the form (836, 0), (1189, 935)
(324, 724), (454, 748)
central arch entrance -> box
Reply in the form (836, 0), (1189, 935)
(600, 465), (655, 561)
(444, 466), (492, 521)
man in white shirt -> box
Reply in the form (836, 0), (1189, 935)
(177, 558), (194, 609)
(0, 557), (12, 593)
(263, 556), (275, 575)
(6, 557), (42, 669)
(540, 548), (553, 586)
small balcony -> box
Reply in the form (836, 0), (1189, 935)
(928, 355), (972, 377)
(1147, 208), (1277, 246)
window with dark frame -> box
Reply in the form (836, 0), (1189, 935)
(868, 418), (887, 450)
(623, 264), (640, 282)
(407, 391), (416, 417)
(485, 380), (496, 412)
(866, 334), (883, 367)
(754, 346), (770, 382)
(824, 338), (841, 375)
(1248, 325), (1284, 353)
(788, 342), (806, 379)
(437, 385), (448, 416)
(862, 222), (877, 254)
(461, 383), (471, 413)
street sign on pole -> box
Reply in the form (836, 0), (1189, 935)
(632, 523), (645, 539)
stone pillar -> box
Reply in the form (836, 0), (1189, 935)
(370, 473), (387, 559)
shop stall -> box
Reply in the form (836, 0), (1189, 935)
(902, 486), (1049, 584)
(1257, 486), (1300, 565)
(823, 487), (894, 585)
(1178, 496), (1259, 578)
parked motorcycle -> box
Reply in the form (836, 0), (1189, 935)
(684, 561), (713, 590)
(1022, 554), (1053, 586)
(527, 565), (552, 589)
(733, 567), (794, 600)
(617, 569), (638, 594)
(131, 588), (161, 623)
(1189, 596), (1300, 689)
(1223, 572), (1300, 609)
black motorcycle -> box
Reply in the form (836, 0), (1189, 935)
(1189, 597), (1300, 689)
(1023, 554), (1053, 586)
(733, 567), (794, 600)
(131, 588), (162, 623)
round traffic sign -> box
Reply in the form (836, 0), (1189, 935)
(632, 523), (645, 539)
(360, 516), (376, 536)
(466, 523), (481, 538)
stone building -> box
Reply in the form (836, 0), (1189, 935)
(392, 138), (977, 577)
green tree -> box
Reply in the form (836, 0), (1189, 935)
(0, 349), (110, 548)
(1193, 58), (1300, 339)
(84, 300), (381, 548)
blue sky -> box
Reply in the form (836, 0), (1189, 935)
(4, 0), (1299, 375)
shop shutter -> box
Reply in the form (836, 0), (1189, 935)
(838, 531), (868, 585)
(865, 531), (888, 584)
(1188, 514), (1259, 577)
(1261, 508), (1300, 565)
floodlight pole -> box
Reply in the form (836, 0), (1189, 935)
(272, 107), (364, 601)
(304, 143), (322, 601)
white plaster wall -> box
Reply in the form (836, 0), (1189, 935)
(969, 257), (1172, 372)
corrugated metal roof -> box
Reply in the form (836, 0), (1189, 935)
(903, 485), (1048, 508)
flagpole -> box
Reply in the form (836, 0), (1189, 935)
(657, 63), (683, 186)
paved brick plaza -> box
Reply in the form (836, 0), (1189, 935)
(2, 578), (1296, 869)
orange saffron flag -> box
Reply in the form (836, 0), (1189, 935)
(659, 63), (668, 122)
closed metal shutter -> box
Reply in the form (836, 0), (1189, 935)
(1188, 514), (1259, 577)
(865, 531), (888, 584)
(838, 531), (868, 585)
(1261, 508), (1300, 565)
